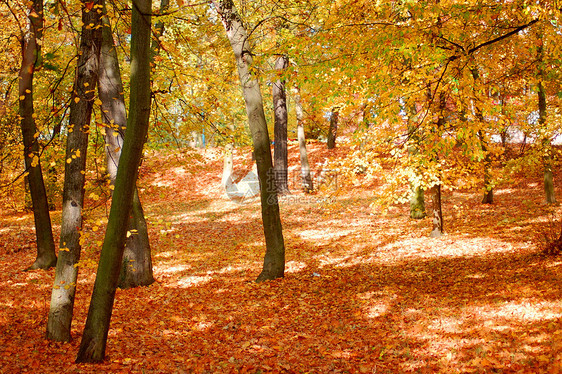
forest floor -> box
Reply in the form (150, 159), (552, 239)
(0, 141), (561, 373)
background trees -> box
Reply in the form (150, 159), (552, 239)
(0, 0), (561, 365)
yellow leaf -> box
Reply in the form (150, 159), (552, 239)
(74, 97), (80, 103)
(84, 82), (89, 87)
(59, 247), (70, 251)
(92, 226), (99, 232)
(94, 98), (102, 106)
(31, 156), (39, 168)
(19, 95), (25, 101)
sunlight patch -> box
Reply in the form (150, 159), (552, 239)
(468, 300), (562, 322)
(155, 264), (191, 275)
(299, 228), (352, 243)
(174, 275), (212, 288)
(285, 261), (307, 273)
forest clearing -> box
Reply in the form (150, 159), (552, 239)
(2, 0), (562, 372)
(1, 142), (561, 373)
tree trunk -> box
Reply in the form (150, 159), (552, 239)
(151, 0), (169, 58)
(76, 0), (152, 362)
(538, 81), (556, 204)
(471, 67), (494, 204)
(429, 184), (443, 238)
(215, 0), (285, 282)
(294, 87), (313, 193)
(272, 55), (290, 194)
(327, 107), (339, 149)
(99, 11), (154, 288)
(222, 142), (234, 188)
(479, 131), (494, 204)
(46, 0), (103, 342)
(18, 0), (57, 270)
(429, 91), (446, 238)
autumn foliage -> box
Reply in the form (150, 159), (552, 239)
(0, 142), (561, 373)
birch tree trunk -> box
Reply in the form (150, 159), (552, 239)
(273, 55), (290, 194)
(98, 11), (154, 289)
(18, 0), (57, 270)
(76, 0), (152, 362)
(214, 0), (285, 282)
(46, 0), (103, 342)
(294, 87), (313, 193)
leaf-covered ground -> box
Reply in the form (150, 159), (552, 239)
(0, 142), (561, 373)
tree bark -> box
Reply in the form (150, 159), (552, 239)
(46, 0), (103, 342)
(272, 55), (290, 194)
(214, 0), (285, 282)
(479, 131), (494, 204)
(18, 0), (57, 270)
(99, 10), (154, 289)
(538, 80), (556, 204)
(294, 87), (313, 193)
(429, 184), (443, 238)
(429, 92), (445, 238)
(76, 0), (152, 362)
(470, 67), (494, 204)
(327, 107), (339, 149)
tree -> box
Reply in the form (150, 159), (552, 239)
(46, 0), (103, 342)
(327, 106), (339, 149)
(272, 55), (290, 194)
(536, 23), (556, 205)
(429, 92), (446, 239)
(98, 8), (154, 289)
(18, 0), (57, 270)
(214, 0), (285, 282)
(76, 0), (152, 362)
(294, 86), (313, 193)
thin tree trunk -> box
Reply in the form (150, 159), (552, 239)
(429, 92), (446, 238)
(471, 67), (494, 204)
(429, 184), (443, 238)
(294, 87), (313, 193)
(18, 0), (57, 270)
(538, 81), (556, 204)
(327, 107), (339, 149)
(215, 0), (285, 282)
(536, 25), (556, 205)
(76, 0), (152, 362)
(479, 131), (494, 204)
(222, 142), (234, 188)
(99, 10), (154, 288)
(151, 0), (169, 58)
(46, 0), (103, 342)
(273, 55), (290, 194)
